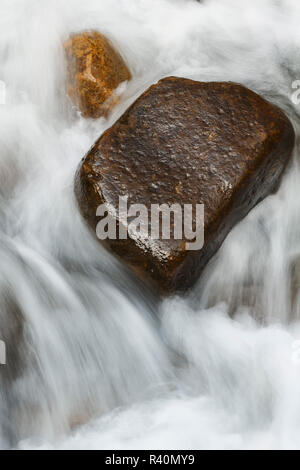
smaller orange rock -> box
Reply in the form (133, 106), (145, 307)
(64, 31), (131, 118)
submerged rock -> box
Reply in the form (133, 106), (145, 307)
(75, 77), (295, 295)
(64, 31), (131, 118)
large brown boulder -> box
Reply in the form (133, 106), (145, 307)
(75, 77), (295, 294)
(64, 31), (131, 118)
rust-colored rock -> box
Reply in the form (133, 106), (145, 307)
(64, 31), (131, 118)
(75, 77), (295, 294)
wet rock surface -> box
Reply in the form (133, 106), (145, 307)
(64, 31), (131, 118)
(75, 77), (295, 294)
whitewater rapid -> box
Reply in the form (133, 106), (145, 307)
(0, 0), (300, 450)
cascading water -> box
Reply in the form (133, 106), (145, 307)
(0, 0), (300, 450)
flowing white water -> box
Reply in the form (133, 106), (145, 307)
(0, 0), (300, 450)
